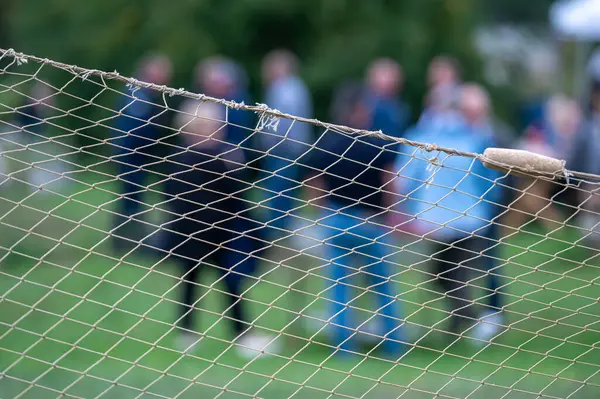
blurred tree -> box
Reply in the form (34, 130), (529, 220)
(481, 0), (556, 25)
(6, 0), (491, 145)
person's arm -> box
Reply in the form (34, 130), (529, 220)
(300, 139), (330, 210)
(305, 172), (327, 208)
(382, 149), (416, 229)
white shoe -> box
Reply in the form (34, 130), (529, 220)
(236, 332), (281, 360)
(471, 311), (505, 346)
(175, 331), (204, 353)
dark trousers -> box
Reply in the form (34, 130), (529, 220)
(178, 254), (248, 337)
(432, 236), (485, 334)
(165, 218), (259, 338)
(482, 222), (502, 311)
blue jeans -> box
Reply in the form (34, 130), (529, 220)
(321, 209), (405, 355)
(259, 154), (302, 235)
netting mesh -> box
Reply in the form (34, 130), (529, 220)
(1, 48), (600, 399)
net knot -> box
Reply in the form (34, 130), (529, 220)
(561, 160), (573, 185)
(419, 146), (442, 189)
(255, 103), (280, 133)
(169, 87), (186, 97)
(229, 100), (245, 110)
(4, 48), (27, 65)
(126, 78), (142, 92)
(79, 69), (97, 81)
(424, 143), (438, 152)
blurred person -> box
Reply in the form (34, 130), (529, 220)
(570, 48), (600, 176)
(11, 82), (71, 191)
(14, 82), (55, 140)
(417, 83), (464, 132)
(365, 58), (411, 138)
(458, 83), (511, 343)
(427, 55), (461, 91)
(505, 95), (580, 234)
(393, 89), (502, 341)
(259, 49), (313, 237)
(112, 53), (173, 252)
(418, 55), (463, 130)
(519, 50), (559, 132)
(545, 95), (582, 162)
(303, 82), (405, 357)
(196, 56), (254, 153)
(195, 56), (262, 283)
(571, 53), (600, 244)
(163, 100), (279, 358)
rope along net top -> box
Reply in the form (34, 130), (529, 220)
(1, 48), (600, 399)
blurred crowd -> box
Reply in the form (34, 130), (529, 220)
(9, 48), (600, 360)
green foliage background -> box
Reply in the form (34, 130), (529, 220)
(0, 0), (558, 132)
(1, 0), (484, 119)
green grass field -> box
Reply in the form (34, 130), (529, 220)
(1, 168), (600, 399)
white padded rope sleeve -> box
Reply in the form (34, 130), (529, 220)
(482, 147), (568, 179)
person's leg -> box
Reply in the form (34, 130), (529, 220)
(220, 232), (284, 358)
(178, 259), (203, 332)
(221, 225), (257, 339)
(113, 153), (148, 250)
(434, 239), (477, 335)
(470, 233), (507, 345)
(116, 152), (148, 214)
(222, 269), (249, 339)
(328, 242), (355, 352)
(324, 213), (357, 353)
(360, 225), (405, 355)
(173, 223), (218, 332)
(483, 223), (502, 311)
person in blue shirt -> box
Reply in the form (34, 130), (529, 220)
(394, 85), (502, 339)
(303, 82), (405, 356)
(259, 49), (313, 238)
(457, 83), (512, 343)
(112, 53), (173, 252)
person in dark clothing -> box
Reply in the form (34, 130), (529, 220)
(112, 53), (173, 250)
(164, 100), (279, 358)
(303, 82), (405, 357)
(195, 56), (255, 158)
(194, 56), (263, 296)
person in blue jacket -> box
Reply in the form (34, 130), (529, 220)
(394, 84), (503, 340)
(112, 53), (173, 251)
(258, 50), (313, 238)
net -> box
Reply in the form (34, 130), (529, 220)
(1, 48), (600, 399)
